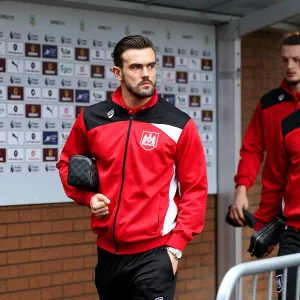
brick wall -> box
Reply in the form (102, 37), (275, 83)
(240, 30), (286, 299)
(0, 195), (216, 300)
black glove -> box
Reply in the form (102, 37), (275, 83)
(225, 205), (256, 228)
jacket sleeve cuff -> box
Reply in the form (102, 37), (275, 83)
(166, 233), (189, 252)
(77, 191), (96, 208)
(254, 220), (266, 232)
(235, 177), (251, 191)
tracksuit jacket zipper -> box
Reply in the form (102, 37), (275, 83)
(112, 115), (134, 254)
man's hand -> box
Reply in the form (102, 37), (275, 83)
(229, 185), (249, 226)
(90, 194), (110, 219)
(263, 245), (275, 257)
(167, 251), (179, 275)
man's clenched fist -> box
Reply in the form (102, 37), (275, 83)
(90, 194), (111, 219)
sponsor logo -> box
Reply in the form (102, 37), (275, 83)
(189, 58), (200, 69)
(44, 34), (55, 43)
(90, 49), (105, 62)
(45, 121), (56, 129)
(189, 95), (201, 107)
(175, 57), (188, 68)
(0, 104), (6, 117)
(163, 71), (175, 83)
(59, 46), (74, 60)
(156, 55), (162, 67)
(93, 39), (103, 47)
(190, 48), (199, 56)
(25, 43), (40, 57)
(10, 120), (22, 129)
(0, 41), (5, 55)
(202, 110), (213, 122)
(59, 106), (75, 119)
(8, 132), (24, 145)
(42, 88), (58, 101)
(0, 59), (5, 72)
(202, 73), (213, 83)
(0, 15), (14, 21)
(25, 87), (41, 101)
(43, 148), (58, 161)
(43, 45), (58, 59)
(93, 81), (103, 88)
(177, 95), (188, 106)
(27, 121), (40, 129)
(8, 86), (24, 100)
(77, 80), (88, 88)
(91, 65), (105, 78)
(0, 86), (6, 100)
(44, 77), (56, 86)
(51, 20), (65, 25)
(42, 105), (58, 118)
(61, 78), (72, 87)
(191, 86), (200, 94)
(75, 48), (89, 61)
(25, 60), (41, 74)
(203, 50), (211, 57)
(163, 94), (175, 105)
(61, 36), (72, 44)
(178, 48), (186, 55)
(189, 72), (201, 83)
(42, 62), (58, 75)
(203, 96), (213, 107)
(164, 85), (174, 92)
(140, 131), (159, 150)
(189, 110), (201, 119)
(0, 149), (6, 163)
(43, 131), (58, 145)
(9, 75), (22, 85)
(105, 50), (113, 61)
(0, 131), (6, 144)
(61, 121), (73, 129)
(202, 59), (213, 71)
(7, 104), (24, 117)
(75, 90), (89, 103)
(164, 47), (173, 54)
(107, 40), (116, 48)
(26, 149), (42, 162)
(90, 90), (105, 103)
(59, 132), (69, 145)
(176, 72), (188, 84)
(202, 133), (213, 142)
(77, 37), (87, 46)
(108, 81), (118, 90)
(25, 104), (41, 118)
(9, 31), (21, 40)
(59, 89), (74, 102)
(27, 32), (39, 41)
(28, 164), (40, 172)
(203, 87), (212, 94)
(203, 124), (212, 132)
(163, 56), (175, 68)
(59, 63), (74, 76)
(7, 42), (24, 56)
(75, 64), (89, 77)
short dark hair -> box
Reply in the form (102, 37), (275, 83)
(281, 34), (300, 48)
(112, 35), (155, 68)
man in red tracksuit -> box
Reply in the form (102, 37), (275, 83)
(229, 34), (300, 225)
(56, 35), (208, 300)
(230, 34), (300, 299)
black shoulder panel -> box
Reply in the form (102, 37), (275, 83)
(281, 110), (300, 137)
(260, 88), (293, 110)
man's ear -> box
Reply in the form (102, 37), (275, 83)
(112, 66), (122, 81)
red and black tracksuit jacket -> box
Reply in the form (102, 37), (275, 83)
(255, 110), (300, 230)
(233, 80), (300, 230)
(57, 87), (208, 254)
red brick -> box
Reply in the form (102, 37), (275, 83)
(7, 250), (30, 264)
(6, 277), (29, 292)
(63, 231), (84, 244)
(64, 206), (90, 219)
(18, 289), (41, 300)
(84, 231), (97, 243)
(0, 211), (19, 224)
(7, 223), (30, 237)
(84, 281), (97, 294)
(63, 257), (83, 271)
(63, 282), (84, 297)
(42, 286), (63, 300)
(0, 237), (19, 251)
(30, 245), (73, 261)
(19, 209), (42, 222)
(73, 218), (91, 231)
(42, 260), (63, 273)
(19, 235), (42, 249)
(30, 221), (52, 234)
(29, 274), (52, 288)
(0, 280), (6, 293)
(42, 207), (64, 220)
(73, 244), (94, 256)
(18, 262), (41, 276)
(84, 256), (97, 268)
(73, 269), (93, 282)
(0, 225), (7, 237)
(51, 271), (73, 285)
(52, 220), (73, 232)
(41, 233), (64, 247)
(0, 265), (18, 279)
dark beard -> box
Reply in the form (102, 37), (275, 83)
(124, 78), (156, 99)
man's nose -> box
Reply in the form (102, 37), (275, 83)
(141, 67), (149, 77)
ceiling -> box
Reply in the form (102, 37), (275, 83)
(119, 0), (300, 27)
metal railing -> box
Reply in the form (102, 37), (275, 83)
(216, 253), (300, 300)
